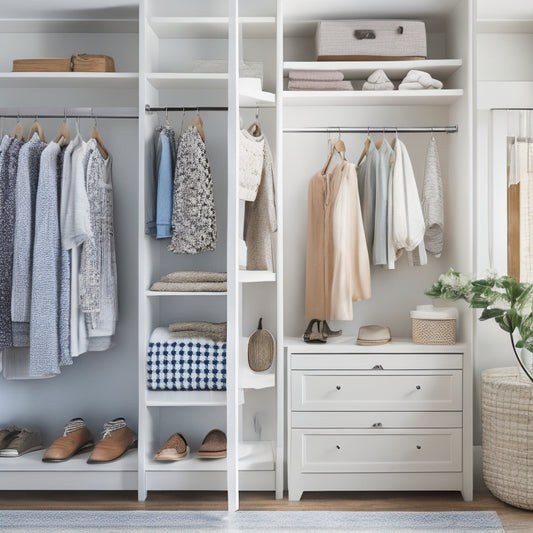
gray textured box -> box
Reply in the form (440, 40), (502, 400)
(316, 20), (426, 61)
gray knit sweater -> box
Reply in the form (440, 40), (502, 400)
(0, 136), (24, 347)
(243, 133), (277, 271)
(11, 133), (47, 346)
(30, 142), (71, 376)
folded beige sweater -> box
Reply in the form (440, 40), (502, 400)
(288, 80), (353, 91)
(169, 321), (227, 334)
(160, 271), (227, 283)
(170, 330), (227, 343)
(150, 281), (228, 292)
(288, 70), (344, 81)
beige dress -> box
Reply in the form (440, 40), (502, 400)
(305, 161), (371, 320)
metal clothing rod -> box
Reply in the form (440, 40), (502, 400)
(284, 126), (458, 134)
(0, 107), (138, 120)
(491, 108), (533, 111)
(145, 105), (228, 112)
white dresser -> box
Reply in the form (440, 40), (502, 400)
(285, 337), (473, 501)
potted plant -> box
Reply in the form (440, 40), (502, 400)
(425, 268), (533, 383)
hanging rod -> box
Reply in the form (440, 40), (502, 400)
(283, 126), (458, 134)
(491, 107), (533, 111)
(145, 105), (228, 113)
(0, 107), (138, 120)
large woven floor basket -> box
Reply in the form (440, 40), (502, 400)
(482, 367), (533, 509)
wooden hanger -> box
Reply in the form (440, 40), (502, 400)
(357, 136), (371, 167)
(54, 112), (70, 146)
(28, 119), (45, 142)
(10, 119), (24, 141)
(248, 107), (262, 137)
(90, 116), (109, 159)
(194, 112), (206, 142)
(321, 132), (346, 175)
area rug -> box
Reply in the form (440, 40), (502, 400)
(0, 510), (505, 533)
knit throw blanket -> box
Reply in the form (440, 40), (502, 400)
(149, 281), (227, 292)
(160, 271), (227, 283)
(147, 327), (226, 391)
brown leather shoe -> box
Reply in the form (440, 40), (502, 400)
(87, 418), (137, 464)
(197, 429), (226, 458)
(154, 432), (188, 461)
(42, 418), (94, 462)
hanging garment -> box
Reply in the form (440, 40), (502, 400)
(145, 126), (161, 237)
(239, 128), (264, 201)
(61, 133), (91, 357)
(156, 127), (176, 239)
(80, 139), (118, 349)
(243, 132), (277, 271)
(373, 139), (393, 266)
(11, 133), (47, 347)
(422, 135), (444, 257)
(30, 142), (70, 375)
(0, 136), (24, 348)
(357, 140), (379, 256)
(305, 161), (371, 320)
(388, 137), (426, 268)
(168, 125), (217, 254)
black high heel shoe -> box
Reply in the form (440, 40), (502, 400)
(321, 320), (342, 338)
(303, 319), (327, 343)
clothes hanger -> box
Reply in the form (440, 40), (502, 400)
(248, 107), (262, 137)
(54, 110), (70, 146)
(193, 107), (206, 142)
(375, 127), (385, 150)
(357, 128), (371, 166)
(28, 115), (46, 142)
(321, 130), (346, 175)
(164, 108), (171, 129)
(10, 115), (24, 141)
(90, 114), (109, 159)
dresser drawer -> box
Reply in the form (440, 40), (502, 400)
(291, 370), (462, 411)
(291, 411), (463, 429)
(292, 428), (462, 473)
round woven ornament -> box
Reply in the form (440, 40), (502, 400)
(247, 318), (274, 372)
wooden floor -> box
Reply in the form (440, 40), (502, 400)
(0, 488), (532, 531)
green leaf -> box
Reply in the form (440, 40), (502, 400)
(479, 308), (505, 321)
(516, 339), (525, 348)
(470, 296), (491, 308)
(496, 315), (513, 333)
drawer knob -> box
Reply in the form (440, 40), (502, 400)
(416, 385), (421, 390)
(372, 422), (383, 428)
(372, 364), (384, 370)
(416, 445), (422, 450)
(336, 385), (341, 391)
(336, 445), (341, 450)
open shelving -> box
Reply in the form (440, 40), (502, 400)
(0, 72), (139, 89)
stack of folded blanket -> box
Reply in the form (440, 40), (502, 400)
(288, 70), (353, 91)
(169, 321), (227, 343)
(149, 271), (227, 292)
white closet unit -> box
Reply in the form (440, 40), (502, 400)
(281, 0), (473, 500)
(0, 2), (140, 491)
(138, 0), (281, 508)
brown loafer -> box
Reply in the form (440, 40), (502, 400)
(197, 429), (226, 458)
(87, 418), (137, 464)
(42, 418), (94, 462)
(154, 432), (188, 461)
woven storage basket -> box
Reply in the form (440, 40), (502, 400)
(247, 318), (274, 372)
(482, 367), (533, 509)
(411, 318), (456, 345)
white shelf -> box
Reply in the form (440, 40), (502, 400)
(145, 290), (227, 297)
(0, 72), (138, 89)
(146, 73), (228, 90)
(148, 17), (276, 39)
(240, 90), (276, 108)
(0, 18), (138, 33)
(284, 59), (463, 81)
(0, 448), (137, 472)
(146, 441), (274, 472)
(146, 390), (227, 407)
(476, 19), (533, 33)
(238, 270), (276, 283)
(283, 89), (464, 107)
(240, 363), (275, 390)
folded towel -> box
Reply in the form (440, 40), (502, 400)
(150, 281), (228, 292)
(288, 80), (354, 91)
(160, 271), (227, 283)
(169, 321), (227, 334)
(170, 330), (227, 343)
(398, 70), (443, 90)
(288, 70), (344, 81)
(362, 69), (394, 91)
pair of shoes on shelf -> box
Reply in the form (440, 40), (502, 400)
(154, 429), (226, 461)
(303, 319), (342, 343)
(42, 417), (137, 464)
(0, 425), (42, 457)
(362, 69), (443, 91)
